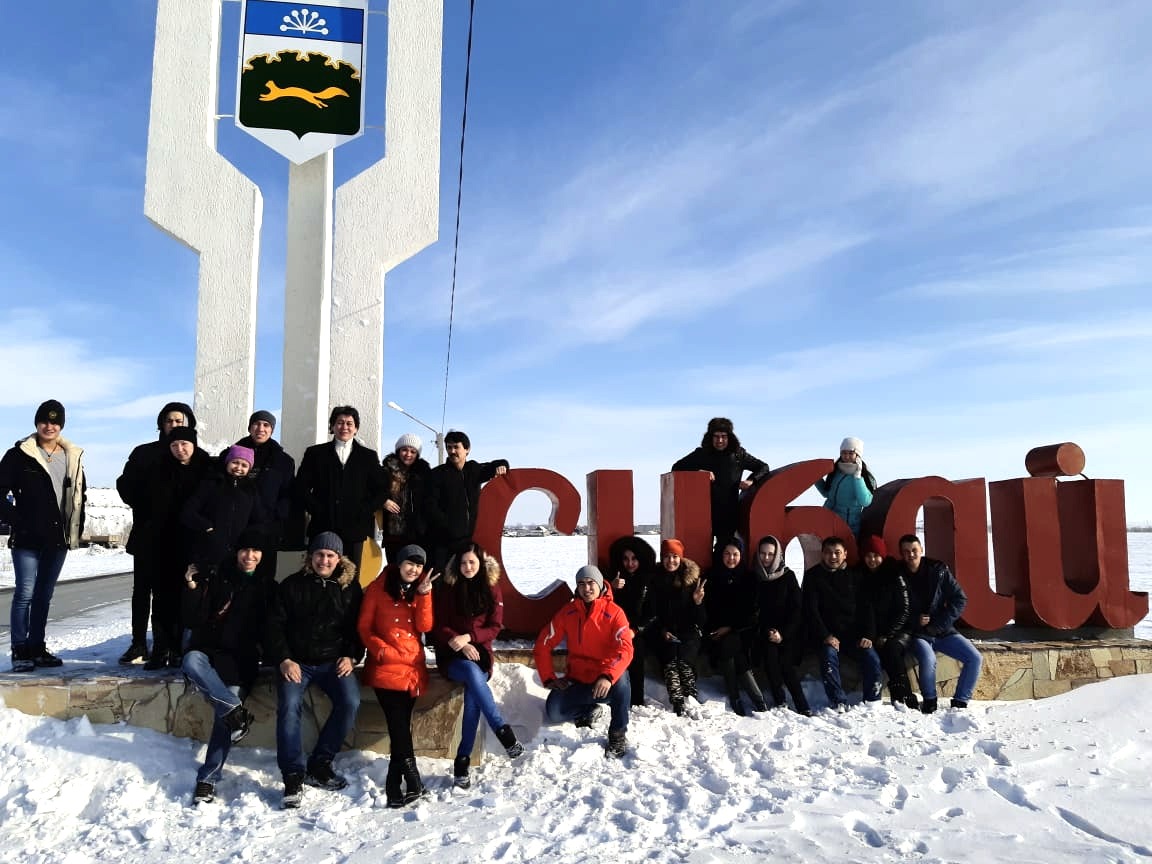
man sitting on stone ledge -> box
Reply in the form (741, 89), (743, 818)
(180, 530), (266, 805)
(534, 564), (634, 758)
(265, 531), (364, 809)
(897, 534), (983, 714)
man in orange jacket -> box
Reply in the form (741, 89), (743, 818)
(534, 564), (634, 758)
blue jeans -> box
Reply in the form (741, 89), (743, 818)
(9, 546), (68, 649)
(819, 643), (882, 707)
(275, 662), (361, 778)
(545, 677), (631, 733)
(909, 634), (983, 702)
(183, 650), (247, 784)
(445, 658), (507, 760)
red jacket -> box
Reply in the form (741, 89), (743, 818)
(357, 573), (433, 696)
(534, 593), (634, 686)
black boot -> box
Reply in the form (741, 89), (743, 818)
(453, 755), (471, 790)
(495, 724), (524, 758)
(663, 663), (684, 715)
(143, 649), (168, 671)
(385, 760), (405, 807)
(400, 756), (428, 804)
(739, 670), (769, 712)
(921, 697), (938, 715)
(10, 644), (34, 674)
(118, 641), (150, 665)
(30, 644), (64, 668)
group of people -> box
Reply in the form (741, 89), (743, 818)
(2, 403), (982, 807)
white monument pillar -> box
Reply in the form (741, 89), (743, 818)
(280, 154), (335, 462)
(331, 0), (444, 451)
(144, 0), (262, 447)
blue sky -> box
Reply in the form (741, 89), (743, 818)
(3, 0), (1152, 525)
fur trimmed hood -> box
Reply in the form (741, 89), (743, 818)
(442, 550), (501, 587)
(302, 554), (358, 588)
(666, 557), (701, 590)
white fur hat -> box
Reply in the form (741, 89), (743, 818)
(840, 437), (864, 458)
(395, 433), (423, 455)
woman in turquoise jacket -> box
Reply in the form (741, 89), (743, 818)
(815, 437), (876, 537)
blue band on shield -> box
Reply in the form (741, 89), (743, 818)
(244, 1), (364, 43)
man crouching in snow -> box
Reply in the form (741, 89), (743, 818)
(534, 565), (634, 758)
(265, 531), (364, 808)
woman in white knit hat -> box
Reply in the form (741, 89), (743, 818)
(814, 437), (877, 537)
(381, 433), (432, 564)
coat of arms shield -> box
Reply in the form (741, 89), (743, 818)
(236, 0), (368, 164)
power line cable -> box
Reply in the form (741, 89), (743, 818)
(441, 0), (475, 432)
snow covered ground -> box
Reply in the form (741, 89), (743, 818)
(2, 657), (1152, 863)
(0, 535), (1150, 861)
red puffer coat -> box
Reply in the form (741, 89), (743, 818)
(534, 593), (634, 686)
(357, 571), (433, 696)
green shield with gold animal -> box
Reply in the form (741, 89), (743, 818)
(236, 0), (367, 164)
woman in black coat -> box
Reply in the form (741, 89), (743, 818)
(646, 539), (707, 717)
(380, 433), (432, 564)
(857, 535), (917, 708)
(752, 534), (811, 715)
(704, 538), (768, 715)
(607, 535), (658, 707)
(138, 427), (213, 669)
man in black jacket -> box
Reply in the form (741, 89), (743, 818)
(265, 531), (363, 809)
(671, 417), (770, 545)
(181, 532), (266, 805)
(897, 534), (983, 713)
(294, 406), (386, 574)
(423, 430), (508, 570)
(116, 401), (196, 664)
(802, 536), (882, 710)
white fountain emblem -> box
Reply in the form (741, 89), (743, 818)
(280, 8), (329, 36)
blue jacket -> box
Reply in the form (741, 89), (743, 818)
(815, 470), (873, 535)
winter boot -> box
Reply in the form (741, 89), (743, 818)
(30, 644), (63, 668)
(920, 697), (938, 715)
(739, 670), (769, 712)
(119, 641), (149, 665)
(282, 773), (305, 809)
(495, 724), (524, 758)
(192, 781), (215, 805)
(306, 759), (348, 790)
(143, 648), (169, 672)
(400, 756), (429, 805)
(722, 663), (746, 716)
(575, 705), (604, 729)
(903, 693), (920, 710)
(663, 663), (684, 715)
(680, 662), (699, 702)
(950, 698), (969, 710)
(10, 645), (34, 674)
(385, 760), (405, 808)
(452, 755), (472, 790)
(605, 728), (627, 759)
(222, 704), (254, 744)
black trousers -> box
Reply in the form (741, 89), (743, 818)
(130, 549), (154, 644)
(761, 641), (809, 711)
(150, 555), (186, 654)
(373, 688), (416, 759)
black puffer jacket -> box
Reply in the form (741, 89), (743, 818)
(128, 447), (213, 559)
(857, 559), (910, 644)
(226, 436), (296, 536)
(0, 436), (86, 550)
(183, 559), (266, 686)
(671, 445), (769, 537)
(645, 559), (707, 642)
(703, 562), (757, 633)
(182, 469), (268, 569)
(900, 557), (968, 638)
(606, 535), (658, 628)
(424, 459), (509, 551)
(265, 557), (364, 665)
(802, 564), (862, 645)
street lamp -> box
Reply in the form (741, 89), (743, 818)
(386, 401), (446, 465)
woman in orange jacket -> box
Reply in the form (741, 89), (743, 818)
(358, 544), (435, 807)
